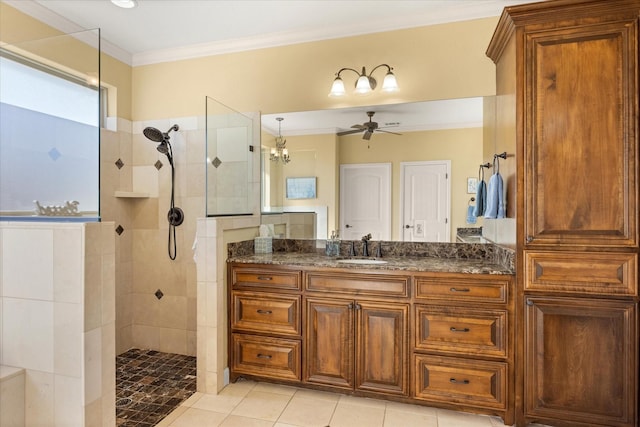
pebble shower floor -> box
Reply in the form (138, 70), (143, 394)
(116, 349), (197, 426)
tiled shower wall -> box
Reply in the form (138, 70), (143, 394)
(0, 221), (115, 426)
(101, 117), (205, 357)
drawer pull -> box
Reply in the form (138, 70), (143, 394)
(450, 378), (470, 385)
(449, 327), (470, 333)
(256, 309), (273, 315)
(257, 276), (273, 281)
(449, 287), (471, 293)
(257, 353), (272, 359)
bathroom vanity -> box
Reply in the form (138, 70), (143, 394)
(227, 243), (515, 424)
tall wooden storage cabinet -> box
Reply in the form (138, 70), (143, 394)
(487, 1), (639, 426)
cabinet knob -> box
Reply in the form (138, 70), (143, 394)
(256, 309), (273, 315)
(257, 276), (273, 281)
(450, 378), (470, 385)
(348, 302), (354, 309)
(257, 353), (272, 359)
(526, 235), (533, 243)
(449, 287), (471, 293)
(450, 327), (470, 333)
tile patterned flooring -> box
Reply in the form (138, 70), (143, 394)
(116, 350), (551, 427)
(116, 349), (197, 426)
(156, 380), (552, 427)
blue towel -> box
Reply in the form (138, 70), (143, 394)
(472, 180), (486, 217)
(484, 172), (505, 219)
(466, 206), (477, 224)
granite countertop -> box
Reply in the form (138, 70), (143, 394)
(227, 252), (514, 275)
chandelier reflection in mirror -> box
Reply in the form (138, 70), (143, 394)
(270, 117), (290, 164)
(329, 64), (398, 97)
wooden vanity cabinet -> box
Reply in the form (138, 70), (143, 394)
(228, 264), (303, 383)
(487, 1), (640, 426)
(412, 273), (514, 425)
(228, 263), (514, 423)
(305, 271), (410, 396)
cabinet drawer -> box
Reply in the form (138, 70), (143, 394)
(231, 334), (301, 381)
(414, 274), (510, 304)
(231, 291), (301, 336)
(414, 306), (507, 358)
(231, 266), (302, 291)
(524, 251), (637, 296)
(413, 354), (507, 409)
(306, 271), (409, 297)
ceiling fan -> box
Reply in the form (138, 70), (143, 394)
(337, 111), (402, 140)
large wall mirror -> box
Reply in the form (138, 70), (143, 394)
(260, 97), (496, 242)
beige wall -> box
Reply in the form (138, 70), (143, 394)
(131, 17), (498, 120)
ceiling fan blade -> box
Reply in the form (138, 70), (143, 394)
(376, 129), (403, 136)
(362, 131), (373, 140)
(351, 124), (366, 129)
(337, 129), (364, 136)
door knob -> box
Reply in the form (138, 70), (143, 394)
(405, 224), (414, 229)
(346, 224), (353, 228)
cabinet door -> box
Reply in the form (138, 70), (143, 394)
(305, 298), (354, 389)
(525, 297), (636, 426)
(524, 20), (638, 247)
(356, 301), (409, 396)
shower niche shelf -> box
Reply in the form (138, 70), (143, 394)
(114, 191), (150, 199)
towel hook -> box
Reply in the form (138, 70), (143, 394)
(494, 152), (507, 160)
(480, 162), (491, 169)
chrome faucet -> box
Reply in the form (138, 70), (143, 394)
(361, 234), (372, 257)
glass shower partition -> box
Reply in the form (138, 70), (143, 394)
(0, 29), (101, 221)
(205, 96), (256, 216)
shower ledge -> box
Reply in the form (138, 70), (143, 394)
(114, 191), (150, 198)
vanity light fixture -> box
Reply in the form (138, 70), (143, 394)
(111, 0), (138, 9)
(329, 64), (398, 97)
(269, 117), (290, 164)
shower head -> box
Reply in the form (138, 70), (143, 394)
(156, 142), (170, 155)
(143, 124), (180, 143)
(143, 126), (165, 142)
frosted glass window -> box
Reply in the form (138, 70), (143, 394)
(0, 50), (100, 220)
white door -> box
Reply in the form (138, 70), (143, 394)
(340, 163), (391, 240)
(400, 161), (450, 242)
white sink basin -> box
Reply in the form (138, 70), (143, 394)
(337, 259), (388, 265)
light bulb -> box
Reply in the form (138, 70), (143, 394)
(355, 75), (372, 94)
(329, 77), (346, 97)
(382, 71), (399, 92)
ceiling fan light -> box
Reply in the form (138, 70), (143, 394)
(382, 71), (398, 92)
(111, 0), (137, 8)
(329, 77), (346, 97)
(355, 75), (372, 94)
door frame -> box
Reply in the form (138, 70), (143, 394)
(399, 160), (451, 242)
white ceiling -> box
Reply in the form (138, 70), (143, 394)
(5, 0), (541, 135)
(7, 0), (541, 66)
